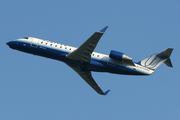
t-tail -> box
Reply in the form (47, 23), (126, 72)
(138, 48), (173, 70)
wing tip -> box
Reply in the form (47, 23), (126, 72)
(100, 26), (108, 33)
(104, 89), (110, 95)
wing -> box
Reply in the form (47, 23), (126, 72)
(67, 64), (110, 95)
(66, 27), (110, 95)
(66, 26), (108, 63)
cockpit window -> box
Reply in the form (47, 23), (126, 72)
(23, 37), (29, 39)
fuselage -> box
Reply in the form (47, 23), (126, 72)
(6, 37), (154, 75)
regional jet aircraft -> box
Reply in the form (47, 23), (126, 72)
(6, 26), (173, 95)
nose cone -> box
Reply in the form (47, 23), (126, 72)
(6, 41), (16, 49)
(6, 41), (14, 46)
(6, 41), (10, 46)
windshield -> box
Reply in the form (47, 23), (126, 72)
(23, 37), (29, 39)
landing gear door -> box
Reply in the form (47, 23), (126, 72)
(30, 38), (39, 48)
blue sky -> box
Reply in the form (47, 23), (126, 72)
(1, 0), (180, 120)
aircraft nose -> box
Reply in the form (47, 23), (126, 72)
(6, 41), (16, 49)
(6, 41), (10, 46)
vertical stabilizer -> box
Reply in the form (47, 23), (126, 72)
(138, 48), (173, 70)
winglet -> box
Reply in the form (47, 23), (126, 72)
(104, 89), (110, 95)
(100, 26), (108, 33)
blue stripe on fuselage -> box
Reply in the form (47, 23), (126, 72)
(8, 40), (148, 75)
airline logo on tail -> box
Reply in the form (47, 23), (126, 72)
(139, 48), (173, 70)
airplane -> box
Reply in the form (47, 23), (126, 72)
(6, 26), (173, 95)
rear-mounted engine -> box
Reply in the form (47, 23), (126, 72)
(109, 50), (132, 61)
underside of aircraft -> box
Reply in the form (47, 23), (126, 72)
(6, 26), (173, 95)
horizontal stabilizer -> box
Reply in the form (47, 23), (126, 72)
(158, 48), (173, 57)
(164, 58), (173, 67)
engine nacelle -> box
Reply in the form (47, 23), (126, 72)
(109, 50), (133, 61)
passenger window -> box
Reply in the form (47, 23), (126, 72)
(55, 45), (57, 47)
(69, 48), (71, 50)
(50, 44), (52, 46)
(97, 55), (99, 57)
(65, 47), (67, 49)
(41, 42), (43, 44)
(60, 46), (62, 48)
(46, 43), (47, 45)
